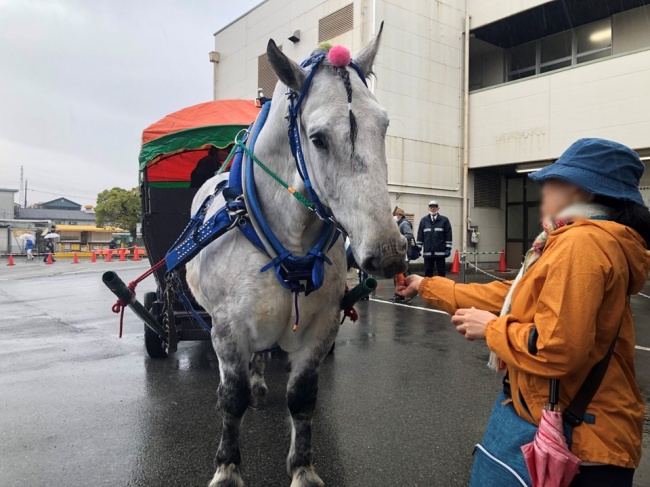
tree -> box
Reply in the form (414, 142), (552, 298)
(95, 187), (141, 237)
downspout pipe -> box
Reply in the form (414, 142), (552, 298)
(461, 13), (471, 254)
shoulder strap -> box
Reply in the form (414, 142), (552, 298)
(562, 302), (627, 427)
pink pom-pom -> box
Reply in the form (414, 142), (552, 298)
(328, 45), (351, 67)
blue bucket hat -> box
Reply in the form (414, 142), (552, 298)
(529, 138), (645, 206)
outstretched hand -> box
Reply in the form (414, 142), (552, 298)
(395, 274), (424, 298)
(451, 307), (497, 340)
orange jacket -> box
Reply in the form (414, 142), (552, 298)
(419, 220), (649, 468)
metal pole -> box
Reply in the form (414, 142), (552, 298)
(460, 252), (466, 284)
(460, 13), (471, 255)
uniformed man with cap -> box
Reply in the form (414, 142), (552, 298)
(417, 200), (452, 277)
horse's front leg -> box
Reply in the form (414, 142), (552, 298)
(209, 325), (250, 487)
(286, 325), (337, 487)
(249, 351), (270, 409)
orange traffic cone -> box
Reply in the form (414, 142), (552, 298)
(72, 252), (79, 264)
(7, 253), (15, 266)
(450, 250), (460, 274)
(497, 249), (508, 272)
(105, 250), (112, 263)
(133, 245), (141, 261)
(46, 252), (53, 265)
(91, 251), (96, 263)
(119, 247), (126, 261)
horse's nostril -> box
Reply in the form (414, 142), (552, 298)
(360, 256), (381, 273)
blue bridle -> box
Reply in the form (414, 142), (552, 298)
(287, 52), (368, 222)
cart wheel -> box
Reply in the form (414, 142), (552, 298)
(143, 292), (167, 359)
(328, 342), (336, 355)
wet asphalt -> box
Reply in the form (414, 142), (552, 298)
(0, 260), (648, 487)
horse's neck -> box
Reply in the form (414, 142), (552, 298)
(251, 101), (323, 254)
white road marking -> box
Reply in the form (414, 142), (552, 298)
(370, 299), (650, 352)
(370, 298), (448, 315)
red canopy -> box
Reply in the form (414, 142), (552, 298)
(142, 100), (260, 145)
(139, 100), (260, 187)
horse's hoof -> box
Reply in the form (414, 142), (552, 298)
(208, 464), (245, 487)
(249, 383), (268, 410)
(290, 466), (324, 487)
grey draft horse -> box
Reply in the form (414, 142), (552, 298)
(187, 25), (406, 487)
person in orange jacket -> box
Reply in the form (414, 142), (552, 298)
(397, 138), (650, 487)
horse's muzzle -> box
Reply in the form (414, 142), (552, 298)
(359, 236), (408, 278)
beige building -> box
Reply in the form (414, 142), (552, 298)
(212, 0), (650, 267)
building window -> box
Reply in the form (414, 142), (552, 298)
(507, 18), (612, 81)
(257, 45), (282, 98)
(318, 4), (354, 42)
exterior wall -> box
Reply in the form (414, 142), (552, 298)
(468, 0), (554, 29)
(376, 0), (465, 251)
(0, 190), (16, 219)
(469, 49), (650, 168)
(214, 0), (367, 100)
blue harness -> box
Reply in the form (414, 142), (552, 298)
(164, 51), (367, 328)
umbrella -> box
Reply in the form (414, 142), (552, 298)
(521, 380), (581, 487)
(18, 234), (35, 241)
(43, 233), (60, 239)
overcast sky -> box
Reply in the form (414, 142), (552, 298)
(0, 0), (259, 206)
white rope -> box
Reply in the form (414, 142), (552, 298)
(464, 261), (508, 282)
(370, 298), (448, 315)
(637, 292), (650, 300)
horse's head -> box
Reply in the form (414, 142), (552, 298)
(267, 26), (407, 278)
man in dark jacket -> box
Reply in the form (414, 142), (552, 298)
(417, 200), (452, 277)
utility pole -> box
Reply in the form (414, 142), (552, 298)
(19, 166), (24, 208)
(24, 179), (28, 208)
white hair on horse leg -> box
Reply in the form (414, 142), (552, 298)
(208, 464), (245, 487)
(290, 466), (325, 487)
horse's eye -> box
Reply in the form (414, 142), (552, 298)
(310, 136), (327, 150)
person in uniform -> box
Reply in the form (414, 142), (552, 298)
(417, 200), (452, 277)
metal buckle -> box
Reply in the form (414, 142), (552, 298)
(234, 128), (250, 145)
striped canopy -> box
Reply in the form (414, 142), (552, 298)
(139, 100), (259, 187)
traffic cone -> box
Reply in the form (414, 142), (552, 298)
(133, 245), (141, 261)
(7, 253), (15, 266)
(497, 249), (508, 272)
(91, 251), (96, 263)
(46, 253), (53, 265)
(119, 247), (126, 262)
(450, 250), (460, 274)
(72, 252), (79, 264)
(105, 250), (112, 263)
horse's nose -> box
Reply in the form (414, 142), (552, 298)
(360, 255), (382, 275)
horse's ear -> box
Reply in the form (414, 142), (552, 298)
(267, 39), (306, 92)
(353, 21), (384, 77)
